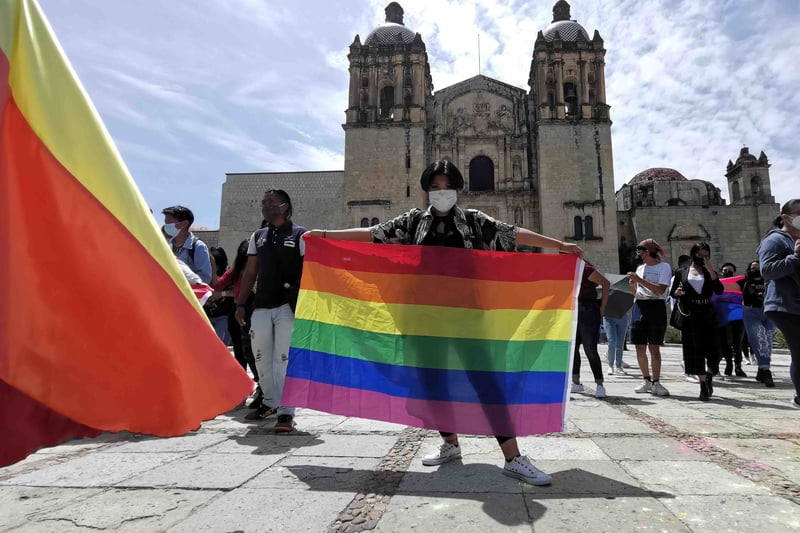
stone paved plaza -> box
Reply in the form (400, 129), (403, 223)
(2, 344), (799, 532)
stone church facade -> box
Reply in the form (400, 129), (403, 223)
(215, 1), (779, 274)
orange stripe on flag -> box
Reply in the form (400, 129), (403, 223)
(0, 76), (252, 456)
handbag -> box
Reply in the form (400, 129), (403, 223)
(204, 296), (236, 318)
(670, 299), (690, 330)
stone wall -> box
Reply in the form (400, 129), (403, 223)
(536, 121), (619, 272)
(217, 171), (344, 259)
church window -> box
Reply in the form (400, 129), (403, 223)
(573, 216), (584, 240)
(732, 181), (741, 202)
(361, 76), (369, 88)
(514, 207), (523, 226)
(468, 156), (494, 191)
(564, 82), (578, 117)
(360, 217), (370, 227)
(371, 217), (380, 225)
(379, 85), (395, 119)
(750, 176), (761, 197)
(584, 216), (594, 238)
(548, 90), (556, 109)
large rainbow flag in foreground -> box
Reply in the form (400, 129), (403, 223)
(283, 237), (582, 436)
(0, 0), (253, 466)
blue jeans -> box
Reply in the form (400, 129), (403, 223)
(604, 314), (629, 368)
(742, 306), (775, 369)
(766, 311), (800, 398)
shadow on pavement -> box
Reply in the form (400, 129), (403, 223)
(285, 464), (673, 527)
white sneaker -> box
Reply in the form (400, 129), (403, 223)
(570, 383), (585, 393)
(634, 380), (653, 393)
(594, 384), (607, 398)
(607, 366), (615, 376)
(651, 381), (670, 397)
(685, 374), (699, 383)
(503, 455), (552, 486)
(621, 362), (632, 369)
(422, 442), (462, 466)
(614, 367), (627, 376)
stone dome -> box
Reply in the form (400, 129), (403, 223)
(364, 3), (416, 45)
(628, 168), (688, 185)
(364, 23), (417, 45)
(542, 20), (590, 42)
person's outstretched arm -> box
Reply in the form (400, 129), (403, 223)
(515, 228), (583, 258)
(306, 228), (373, 241)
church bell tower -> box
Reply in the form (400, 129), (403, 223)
(529, 0), (619, 271)
(725, 147), (775, 206)
(342, 3), (433, 226)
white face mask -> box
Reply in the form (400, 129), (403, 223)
(428, 189), (457, 213)
(164, 222), (180, 237)
(790, 215), (800, 231)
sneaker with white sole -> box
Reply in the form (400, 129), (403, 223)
(634, 380), (652, 393)
(422, 442), (462, 466)
(613, 367), (627, 376)
(570, 383), (585, 393)
(594, 384), (607, 398)
(651, 381), (670, 397)
(607, 366), (615, 376)
(503, 455), (552, 486)
(685, 374), (699, 383)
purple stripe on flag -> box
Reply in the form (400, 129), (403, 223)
(282, 377), (566, 436)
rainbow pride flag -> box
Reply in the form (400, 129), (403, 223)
(282, 237), (582, 436)
(712, 274), (745, 325)
(0, 0), (253, 466)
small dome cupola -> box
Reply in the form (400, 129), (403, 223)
(364, 2), (417, 45)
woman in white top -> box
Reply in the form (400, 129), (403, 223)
(628, 239), (672, 396)
(670, 242), (724, 400)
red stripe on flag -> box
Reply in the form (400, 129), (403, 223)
(305, 235), (578, 282)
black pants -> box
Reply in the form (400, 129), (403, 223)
(440, 432), (511, 445)
(572, 301), (604, 383)
(718, 320), (745, 367)
(231, 303), (258, 381)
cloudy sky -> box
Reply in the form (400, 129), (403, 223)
(39, 0), (799, 228)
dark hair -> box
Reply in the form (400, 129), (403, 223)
(689, 241), (711, 257)
(231, 240), (250, 282)
(746, 260), (759, 274)
(720, 262), (736, 272)
(161, 205), (194, 224)
(209, 246), (228, 277)
(774, 199), (800, 227)
(266, 189), (293, 218)
(676, 254), (691, 270)
(419, 160), (464, 191)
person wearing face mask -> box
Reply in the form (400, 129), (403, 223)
(737, 260), (775, 387)
(162, 205), (212, 284)
(716, 262), (748, 378)
(234, 190), (308, 432)
(628, 239), (672, 397)
(670, 242), (724, 400)
(757, 199), (800, 408)
(307, 160), (583, 487)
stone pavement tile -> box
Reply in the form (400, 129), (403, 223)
(332, 417), (408, 432)
(660, 495), (800, 532)
(593, 437), (706, 461)
(0, 453), (182, 488)
(520, 460), (648, 496)
(17, 488), (219, 531)
(572, 417), (657, 434)
(399, 453), (521, 494)
(378, 493), (531, 531)
(167, 488), (352, 533)
(659, 417), (753, 434)
(290, 434), (397, 458)
(567, 399), (636, 419)
(0, 487), (101, 530)
(513, 436), (609, 460)
(522, 496), (690, 532)
(30, 433), (125, 454)
(621, 461), (771, 495)
(201, 433), (322, 455)
(630, 404), (715, 420)
(733, 417), (800, 434)
(710, 437), (800, 463)
(105, 433), (230, 453)
(116, 453), (281, 489)
(243, 456), (380, 490)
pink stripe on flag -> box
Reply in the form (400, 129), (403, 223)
(283, 377), (566, 436)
